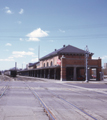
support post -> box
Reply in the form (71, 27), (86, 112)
(60, 55), (66, 81)
(54, 69), (56, 80)
(85, 45), (89, 82)
(44, 70), (46, 78)
(73, 67), (76, 80)
(48, 69), (50, 79)
(37, 71), (39, 77)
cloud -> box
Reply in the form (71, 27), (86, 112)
(19, 9), (24, 14)
(4, 7), (13, 14)
(31, 58), (38, 62)
(6, 10), (12, 14)
(0, 57), (14, 61)
(27, 37), (39, 42)
(5, 43), (12, 46)
(93, 56), (107, 60)
(8, 56), (14, 59)
(19, 38), (23, 41)
(12, 51), (34, 58)
(92, 57), (98, 59)
(59, 29), (65, 33)
(17, 21), (22, 24)
(101, 56), (107, 60)
(26, 28), (49, 42)
(29, 48), (34, 51)
(5, 7), (9, 9)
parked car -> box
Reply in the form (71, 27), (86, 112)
(91, 75), (96, 79)
(77, 75), (85, 81)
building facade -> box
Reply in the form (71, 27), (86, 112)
(18, 45), (102, 81)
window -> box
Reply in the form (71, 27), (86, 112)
(44, 63), (45, 67)
(47, 62), (48, 67)
(50, 61), (53, 66)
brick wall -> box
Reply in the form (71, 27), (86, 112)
(38, 56), (59, 68)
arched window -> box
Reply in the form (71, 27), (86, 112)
(50, 61), (53, 66)
(44, 63), (45, 67)
(47, 62), (48, 67)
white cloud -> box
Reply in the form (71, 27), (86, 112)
(19, 9), (24, 14)
(101, 56), (107, 60)
(59, 29), (65, 33)
(93, 56), (107, 60)
(6, 10), (12, 14)
(27, 28), (49, 38)
(31, 58), (38, 62)
(5, 6), (9, 9)
(0, 57), (14, 61)
(17, 21), (22, 24)
(27, 37), (40, 42)
(8, 56), (14, 59)
(19, 38), (23, 41)
(26, 28), (49, 42)
(92, 57), (98, 59)
(5, 43), (12, 46)
(4, 7), (13, 14)
(12, 51), (34, 58)
(29, 48), (34, 51)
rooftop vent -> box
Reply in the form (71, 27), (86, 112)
(63, 45), (66, 47)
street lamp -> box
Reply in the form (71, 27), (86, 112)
(85, 45), (89, 82)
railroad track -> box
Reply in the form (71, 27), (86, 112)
(25, 83), (56, 120)
(0, 85), (8, 98)
(25, 82), (98, 120)
(0, 76), (55, 120)
(0, 75), (10, 98)
(17, 76), (107, 120)
(1, 76), (106, 120)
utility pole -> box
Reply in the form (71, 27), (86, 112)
(85, 45), (89, 82)
(38, 45), (40, 61)
(15, 62), (17, 70)
(22, 64), (23, 70)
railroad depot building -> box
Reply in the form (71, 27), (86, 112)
(18, 45), (102, 81)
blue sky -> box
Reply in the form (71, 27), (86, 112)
(0, 0), (107, 70)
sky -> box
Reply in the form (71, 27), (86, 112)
(0, 0), (107, 70)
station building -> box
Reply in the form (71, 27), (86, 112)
(18, 45), (102, 81)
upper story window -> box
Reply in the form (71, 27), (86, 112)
(47, 62), (49, 67)
(50, 61), (53, 66)
(44, 63), (45, 67)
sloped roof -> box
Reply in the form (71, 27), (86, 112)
(29, 61), (39, 67)
(40, 45), (93, 60)
(9, 67), (18, 71)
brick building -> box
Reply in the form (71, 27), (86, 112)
(18, 45), (102, 81)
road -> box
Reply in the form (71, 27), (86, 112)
(0, 75), (107, 120)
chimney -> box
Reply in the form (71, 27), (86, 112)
(55, 49), (57, 51)
(63, 45), (66, 47)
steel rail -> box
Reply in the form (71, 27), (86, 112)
(0, 85), (8, 98)
(0, 75), (11, 98)
(26, 83), (56, 120)
(47, 89), (97, 120)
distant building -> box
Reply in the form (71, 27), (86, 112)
(26, 63), (33, 70)
(104, 63), (107, 69)
(26, 62), (40, 70)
